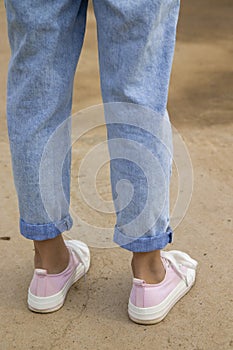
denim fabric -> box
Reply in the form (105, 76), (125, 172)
(5, 0), (180, 252)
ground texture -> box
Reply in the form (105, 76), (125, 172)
(0, 1), (232, 349)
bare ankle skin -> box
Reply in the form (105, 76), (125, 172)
(131, 250), (166, 284)
(33, 234), (69, 274)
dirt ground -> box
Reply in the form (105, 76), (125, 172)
(0, 1), (232, 349)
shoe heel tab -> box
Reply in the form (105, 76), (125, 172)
(133, 278), (145, 285)
(35, 269), (47, 275)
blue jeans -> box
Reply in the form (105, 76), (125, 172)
(5, 0), (180, 252)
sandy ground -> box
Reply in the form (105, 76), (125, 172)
(0, 1), (233, 349)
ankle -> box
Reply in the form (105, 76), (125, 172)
(131, 250), (166, 284)
(33, 235), (70, 274)
(34, 248), (69, 274)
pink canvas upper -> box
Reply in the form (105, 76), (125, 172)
(130, 258), (188, 308)
(29, 248), (80, 297)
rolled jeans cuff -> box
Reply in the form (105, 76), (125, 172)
(19, 214), (73, 241)
(113, 225), (173, 252)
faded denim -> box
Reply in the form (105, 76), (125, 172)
(5, 0), (180, 252)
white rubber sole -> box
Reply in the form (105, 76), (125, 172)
(128, 268), (196, 325)
(28, 241), (90, 313)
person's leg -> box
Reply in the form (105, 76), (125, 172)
(93, 0), (179, 281)
(94, 0), (198, 324)
(5, 0), (91, 313)
(5, 0), (88, 273)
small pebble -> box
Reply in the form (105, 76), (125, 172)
(0, 236), (11, 240)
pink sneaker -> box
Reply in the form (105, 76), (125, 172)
(128, 250), (198, 324)
(28, 240), (90, 313)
